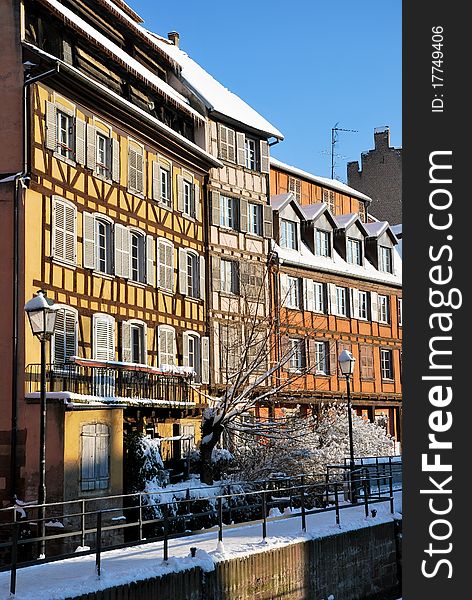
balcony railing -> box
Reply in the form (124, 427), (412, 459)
(25, 359), (193, 406)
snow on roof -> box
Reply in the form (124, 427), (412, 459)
(391, 224), (402, 237)
(364, 221), (391, 238)
(270, 193), (294, 212)
(24, 43), (221, 168)
(105, 0), (143, 23)
(302, 203), (328, 221)
(41, 0), (203, 122)
(270, 157), (373, 204)
(146, 34), (284, 139)
(335, 213), (360, 230)
(274, 239), (402, 287)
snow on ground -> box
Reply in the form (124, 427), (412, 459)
(0, 492), (402, 600)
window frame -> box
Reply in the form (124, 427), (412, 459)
(315, 229), (331, 257)
(220, 259), (240, 295)
(380, 348), (394, 380)
(347, 237), (363, 265)
(314, 340), (329, 375)
(95, 217), (114, 276)
(288, 338), (306, 371)
(160, 165), (172, 207)
(129, 229), (146, 284)
(398, 298), (403, 326)
(219, 195), (239, 230)
(313, 282), (326, 313)
(378, 294), (390, 324)
(336, 286), (348, 317)
(244, 137), (257, 170)
(56, 108), (75, 161)
(96, 131), (111, 179)
(379, 245), (393, 273)
(280, 219), (298, 250)
(358, 290), (369, 320)
(186, 250), (200, 298)
(286, 276), (302, 309)
(248, 202), (263, 236)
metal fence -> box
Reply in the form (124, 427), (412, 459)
(0, 469), (401, 596)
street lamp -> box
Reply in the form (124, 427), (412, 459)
(24, 290), (57, 557)
(338, 349), (356, 503)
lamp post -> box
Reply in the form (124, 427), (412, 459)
(338, 349), (357, 503)
(24, 291), (57, 557)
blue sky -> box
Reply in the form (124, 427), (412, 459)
(132, 0), (401, 182)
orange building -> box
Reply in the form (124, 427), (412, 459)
(268, 160), (402, 442)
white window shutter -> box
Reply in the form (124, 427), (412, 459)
(96, 424), (110, 489)
(280, 273), (289, 307)
(122, 320), (132, 363)
(82, 212), (96, 270)
(236, 132), (246, 166)
(371, 291), (379, 322)
(146, 235), (156, 286)
(179, 247), (187, 295)
(86, 124), (96, 171)
(177, 174), (184, 211)
(199, 255), (205, 300)
(182, 331), (189, 367)
(304, 279), (315, 312)
(194, 182), (201, 220)
(227, 128), (236, 162)
(201, 336), (210, 384)
(81, 426), (95, 491)
(327, 283), (338, 315)
(93, 314), (115, 361)
(211, 190), (220, 226)
(352, 288), (360, 319)
(240, 198), (248, 233)
(53, 309), (66, 364)
(260, 140), (270, 173)
(142, 323), (148, 365)
(45, 101), (57, 151)
(65, 203), (76, 264)
(114, 224), (130, 278)
(263, 205), (273, 238)
(75, 119), (86, 165)
(111, 139), (120, 182)
(152, 161), (160, 201)
(217, 123), (227, 160)
(136, 150), (144, 193)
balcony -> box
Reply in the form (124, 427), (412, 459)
(25, 358), (195, 407)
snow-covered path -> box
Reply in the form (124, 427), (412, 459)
(0, 492), (401, 600)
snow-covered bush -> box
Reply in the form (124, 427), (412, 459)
(188, 446), (235, 480)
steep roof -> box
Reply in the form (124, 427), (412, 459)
(147, 34), (284, 139)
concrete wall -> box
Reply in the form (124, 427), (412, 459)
(66, 520), (402, 600)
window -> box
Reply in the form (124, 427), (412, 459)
(95, 218), (113, 275)
(358, 290), (369, 320)
(160, 166), (172, 207)
(128, 142), (144, 194)
(347, 238), (362, 265)
(93, 314), (115, 361)
(248, 203), (262, 236)
(218, 124), (236, 162)
(52, 197), (76, 265)
(57, 110), (75, 160)
(379, 246), (393, 273)
(96, 132), (111, 178)
(315, 229), (331, 257)
(289, 339), (306, 371)
(287, 276), (302, 309)
(245, 138), (257, 170)
(81, 423), (109, 491)
(52, 306), (77, 364)
(158, 326), (175, 366)
(314, 341), (328, 374)
(130, 231), (145, 283)
(183, 179), (195, 218)
(280, 219), (298, 250)
(220, 195), (239, 230)
(336, 286), (348, 317)
(378, 295), (390, 324)
(323, 189), (335, 213)
(398, 298), (403, 326)
(221, 259), (239, 294)
(183, 332), (201, 382)
(122, 320), (146, 364)
(380, 349), (394, 380)
(157, 239), (174, 292)
(179, 249), (204, 299)
(360, 345), (374, 380)
(289, 177), (302, 202)
(313, 282), (326, 313)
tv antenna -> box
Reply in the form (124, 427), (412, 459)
(331, 123), (357, 179)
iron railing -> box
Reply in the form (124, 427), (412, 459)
(0, 470), (401, 595)
(25, 362), (192, 404)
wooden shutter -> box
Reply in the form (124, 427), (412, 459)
(211, 190), (220, 226)
(327, 283), (337, 315)
(371, 291), (379, 322)
(114, 223), (130, 278)
(158, 240), (174, 291)
(82, 212), (96, 270)
(122, 320), (132, 363)
(152, 161), (160, 201)
(136, 148), (144, 193)
(304, 279), (315, 312)
(75, 119), (86, 165)
(177, 174), (184, 211)
(96, 424), (110, 489)
(280, 273), (289, 307)
(86, 124), (96, 171)
(45, 101), (57, 151)
(199, 255), (205, 300)
(146, 235), (156, 286)
(260, 140), (270, 173)
(211, 255), (221, 292)
(329, 340), (337, 375)
(182, 331), (189, 367)
(360, 345), (374, 379)
(93, 314), (115, 361)
(227, 128), (236, 162)
(217, 123), (227, 160)
(351, 288), (359, 319)
(81, 424), (95, 491)
(111, 138), (120, 182)
(236, 132), (246, 166)
(52, 197), (76, 264)
(52, 309), (66, 364)
(201, 336), (210, 384)
(263, 204), (273, 238)
(179, 248), (187, 295)
(239, 198), (248, 233)
(194, 182), (201, 220)
(128, 146), (137, 191)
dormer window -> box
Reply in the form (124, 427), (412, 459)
(347, 238), (362, 265)
(281, 219), (298, 250)
(379, 246), (393, 273)
(315, 229), (331, 257)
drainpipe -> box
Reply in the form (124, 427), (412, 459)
(9, 62), (58, 502)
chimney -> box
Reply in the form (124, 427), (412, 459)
(167, 31), (180, 47)
(373, 126), (390, 150)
